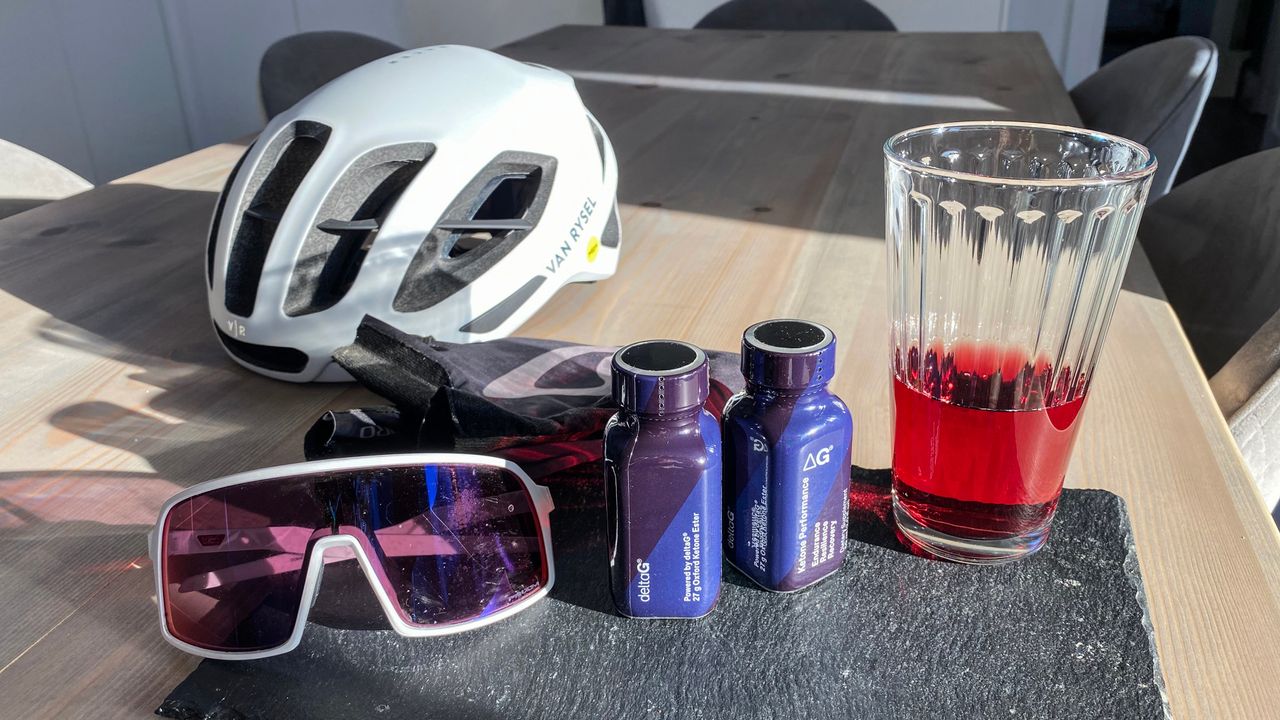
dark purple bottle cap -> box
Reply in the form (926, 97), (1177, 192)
(611, 340), (709, 416)
(741, 319), (836, 389)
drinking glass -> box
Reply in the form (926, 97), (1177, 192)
(883, 121), (1156, 563)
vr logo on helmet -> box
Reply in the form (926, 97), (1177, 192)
(225, 319), (247, 338)
(545, 196), (598, 274)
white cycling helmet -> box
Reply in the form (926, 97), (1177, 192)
(207, 45), (621, 382)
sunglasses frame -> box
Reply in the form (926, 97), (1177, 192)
(148, 453), (556, 660)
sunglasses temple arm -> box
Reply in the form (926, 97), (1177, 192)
(147, 525), (158, 562)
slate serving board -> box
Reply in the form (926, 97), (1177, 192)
(158, 468), (1168, 720)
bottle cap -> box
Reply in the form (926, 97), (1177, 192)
(741, 319), (836, 389)
(611, 340), (709, 416)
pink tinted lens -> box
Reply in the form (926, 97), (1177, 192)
(360, 464), (547, 627)
(161, 477), (325, 652)
(160, 463), (547, 652)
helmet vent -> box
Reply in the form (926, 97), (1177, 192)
(215, 325), (308, 374)
(436, 169), (542, 259)
(207, 143), (252, 289)
(446, 230), (496, 259)
(601, 202), (621, 249)
(393, 152), (557, 314)
(472, 170), (542, 223)
(586, 113), (608, 183)
(284, 142), (434, 317)
(224, 121), (330, 317)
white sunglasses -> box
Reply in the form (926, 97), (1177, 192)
(149, 453), (555, 660)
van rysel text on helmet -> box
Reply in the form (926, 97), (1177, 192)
(546, 196), (597, 274)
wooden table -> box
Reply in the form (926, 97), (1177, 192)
(0, 25), (1276, 718)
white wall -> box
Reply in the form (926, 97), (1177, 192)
(161, 0), (601, 152)
(0, 0), (191, 185)
(0, 0), (601, 184)
(161, 0), (314, 153)
(1004, 0), (1108, 88)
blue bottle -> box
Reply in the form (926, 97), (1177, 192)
(605, 340), (722, 618)
(723, 319), (853, 592)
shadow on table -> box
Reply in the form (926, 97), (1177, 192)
(0, 182), (250, 487)
(0, 181), (357, 483)
(0, 182), (353, 705)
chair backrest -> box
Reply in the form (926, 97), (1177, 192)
(0, 138), (92, 219)
(1138, 147), (1280, 377)
(1070, 36), (1217, 200)
(695, 0), (896, 31)
(259, 31), (404, 120)
(1147, 148), (1280, 524)
(1210, 306), (1280, 522)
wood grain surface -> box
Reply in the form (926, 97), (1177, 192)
(0, 25), (1275, 718)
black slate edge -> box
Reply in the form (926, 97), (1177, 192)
(1118, 493), (1172, 719)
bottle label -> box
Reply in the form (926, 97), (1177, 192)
(605, 411), (722, 618)
(725, 397), (853, 592)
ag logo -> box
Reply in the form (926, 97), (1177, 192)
(586, 235), (600, 263)
(225, 319), (246, 337)
(751, 437), (766, 452)
(803, 445), (833, 471)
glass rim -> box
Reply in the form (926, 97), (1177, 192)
(883, 120), (1158, 187)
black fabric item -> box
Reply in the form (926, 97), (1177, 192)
(303, 407), (426, 460)
(330, 317), (452, 411)
(314, 316), (743, 478)
(157, 472), (1165, 719)
(695, 0), (897, 31)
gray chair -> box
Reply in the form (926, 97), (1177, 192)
(1138, 148), (1280, 519)
(1070, 37), (1217, 200)
(695, 0), (896, 31)
(260, 31), (404, 120)
(1138, 147), (1280, 376)
(1211, 307), (1280, 522)
(0, 138), (92, 220)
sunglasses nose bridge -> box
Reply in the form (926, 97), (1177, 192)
(307, 530), (405, 622)
(310, 531), (378, 572)
(312, 534), (362, 563)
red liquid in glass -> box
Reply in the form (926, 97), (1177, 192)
(892, 344), (1088, 541)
